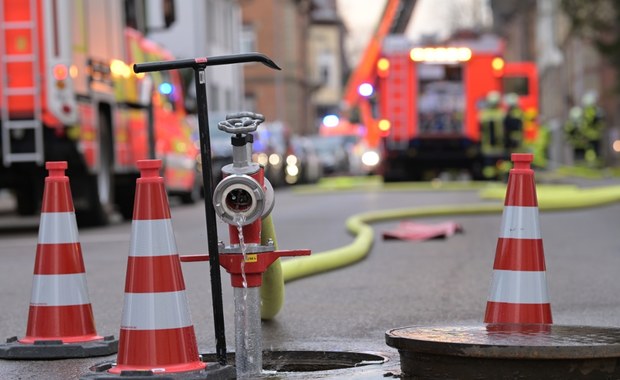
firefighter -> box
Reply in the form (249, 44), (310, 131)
(563, 106), (588, 164)
(479, 91), (506, 178)
(524, 109), (550, 168)
(581, 91), (605, 167)
(502, 92), (524, 153)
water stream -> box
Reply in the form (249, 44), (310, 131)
(234, 218), (263, 378)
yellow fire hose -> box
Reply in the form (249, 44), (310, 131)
(259, 214), (284, 320)
(260, 183), (620, 320)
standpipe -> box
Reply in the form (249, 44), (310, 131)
(180, 112), (310, 377)
(134, 53), (281, 366)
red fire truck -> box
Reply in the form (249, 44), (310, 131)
(0, 0), (200, 225)
(369, 33), (539, 181)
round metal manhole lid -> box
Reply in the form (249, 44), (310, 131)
(200, 350), (388, 372)
(386, 324), (620, 359)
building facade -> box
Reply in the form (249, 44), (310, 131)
(147, 0), (244, 114)
(308, 0), (348, 130)
(490, 0), (619, 165)
(240, 0), (314, 135)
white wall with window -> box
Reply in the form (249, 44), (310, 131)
(309, 25), (343, 111)
(147, 0), (244, 114)
(240, 23), (257, 53)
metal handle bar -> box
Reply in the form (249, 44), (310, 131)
(133, 53), (281, 73)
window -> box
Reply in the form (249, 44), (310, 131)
(317, 50), (333, 85)
(124, 0), (146, 31)
(502, 77), (530, 96)
(241, 24), (256, 53)
(417, 64), (465, 134)
(244, 93), (256, 112)
(225, 89), (232, 111)
(207, 0), (216, 43)
(224, 3), (233, 47)
(210, 84), (219, 111)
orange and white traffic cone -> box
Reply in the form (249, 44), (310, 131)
(484, 153), (552, 324)
(108, 159), (206, 375)
(0, 162), (117, 359)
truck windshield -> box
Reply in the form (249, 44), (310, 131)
(502, 76), (530, 96)
(417, 63), (464, 135)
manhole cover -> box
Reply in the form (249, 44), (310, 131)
(386, 324), (620, 379)
(200, 350), (388, 372)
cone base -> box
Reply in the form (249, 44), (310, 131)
(19, 334), (104, 344)
(81, 361), (235, 380)
(484, 301), (552, 324)
(108, 361), (206, 375)
(0, 335), (118, 359)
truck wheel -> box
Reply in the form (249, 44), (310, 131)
(74, 112), (115, 227)
(15, 164), (43, 216)
(73, 174), (111, 226)
(470, 159), (485, 181)
(15, 186), (38, 215)
(115, 173), (137, 220)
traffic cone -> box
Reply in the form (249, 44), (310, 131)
(108, 159), (206, 374)
(484, 153), (552, 324)
(0, 161), (117, 359)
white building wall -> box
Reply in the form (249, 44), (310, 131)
(147, 0), (244, 114)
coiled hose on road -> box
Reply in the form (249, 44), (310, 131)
(260, 182), (620, 320)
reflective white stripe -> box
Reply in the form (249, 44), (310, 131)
(30, 274), (90, 306)
(487, 270), (549, 303)
(499, 206), (541, 239)
(130, 219), (178, 257)
(38, 212), (79, 244)
(121, 291), (192, 330)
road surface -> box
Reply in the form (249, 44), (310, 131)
(0, 179), (619, 379)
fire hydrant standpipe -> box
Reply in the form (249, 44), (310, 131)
(210, 112), (310, 377)
(133, 53), (280, 367)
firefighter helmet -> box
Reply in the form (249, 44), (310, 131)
(569, 106), (582, 121)
(582, 91), (598, 107)
(504, 92), (519, 107)
(486, 91), (501, 107)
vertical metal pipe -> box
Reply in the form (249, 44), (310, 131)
(194, 67), (227, 365)
(147, 101), (156, 159)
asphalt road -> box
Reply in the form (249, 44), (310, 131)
(0, 179), (620, 379)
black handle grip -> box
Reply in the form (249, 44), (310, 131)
(133, 53), (281, 74)
(133, 58), (198, 73)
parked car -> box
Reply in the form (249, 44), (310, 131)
(251, 121), (293, 187)
(291, 135), (324, 184)
(308, 134), (355, 175)
(309, 134), (380, 177)
(349, 139), (381, 176)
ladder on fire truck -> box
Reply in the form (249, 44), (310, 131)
(341, 0), (417, 148)
(0, 0), (44, 166)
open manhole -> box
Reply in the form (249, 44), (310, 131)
(200, 350), (388, 372)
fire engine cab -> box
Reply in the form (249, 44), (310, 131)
(371, 33), (539, 181)
(0, 0), (200, 225)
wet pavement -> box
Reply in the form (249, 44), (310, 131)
(1, 179), (620, 378)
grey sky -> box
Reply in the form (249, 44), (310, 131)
(337, 0), (492, 65)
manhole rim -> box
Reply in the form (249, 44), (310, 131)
(386, 324), (620, 360)
(199, 349), (389, 372)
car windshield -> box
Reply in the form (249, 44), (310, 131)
(311, 135), (358, 153)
